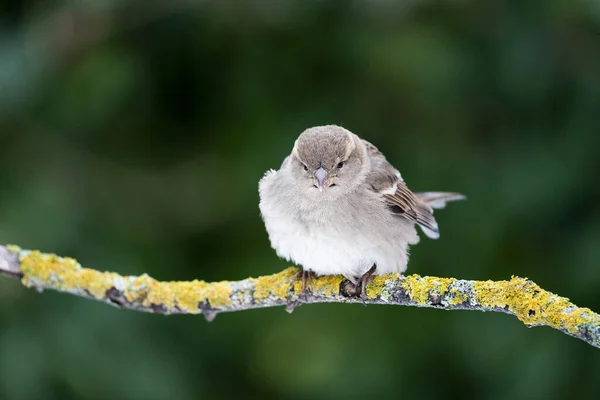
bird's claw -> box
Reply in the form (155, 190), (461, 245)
(357, 264), (377, 305)
(292, 269), (315, 298)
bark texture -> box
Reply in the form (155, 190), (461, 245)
(1, 245), (598, 348)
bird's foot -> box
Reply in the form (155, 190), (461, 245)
(357, 264), (377, 305)
(339, 279), (360, 297)
(292, 269), (315, 297)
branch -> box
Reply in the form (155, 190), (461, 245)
(1, 245), (599, 348)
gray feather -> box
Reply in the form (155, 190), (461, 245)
(415, 192), (466, 209)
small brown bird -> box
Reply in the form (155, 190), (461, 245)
(259, 125), (465, 297)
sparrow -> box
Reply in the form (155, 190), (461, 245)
(258, 125), (465, 299)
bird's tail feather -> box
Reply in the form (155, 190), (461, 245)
(414, 192), (466, 239)
(415, 192), (466, 210)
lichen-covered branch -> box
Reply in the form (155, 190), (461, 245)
(1, 245), (599, 348)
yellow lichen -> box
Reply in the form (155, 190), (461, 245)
(6, 244), (21, 253)
(20, 251), (117, 298)
(143, 280), (233, 311)
(123, 274), (155, 302)
(252, 267), (297, 300)
(202, 281), (234, 308)
(19, 250), (234, 312)
(276, 268), (338, 296)
(233, 290), (249, 303)
(402, 274), (456, 304)
(473, 277), (600, 334)
(365, 274), (392, 299)
(448, 288), (468, 305)
(306, 274), (343, 296)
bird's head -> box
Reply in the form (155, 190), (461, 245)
(290, 125), (368, 200)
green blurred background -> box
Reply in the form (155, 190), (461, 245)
(1, 0), (600, 399)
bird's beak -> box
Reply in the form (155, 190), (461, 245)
(314, 167), (329, 191)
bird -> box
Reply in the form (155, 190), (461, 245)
(258, 125), (465, 299)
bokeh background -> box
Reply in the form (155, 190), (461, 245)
(1, 0), (600, 399)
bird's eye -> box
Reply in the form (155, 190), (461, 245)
(302, 164), (309, 172)
(336, 161), (345, 169)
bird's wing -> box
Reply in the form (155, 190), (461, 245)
(363, 140), (464, 239)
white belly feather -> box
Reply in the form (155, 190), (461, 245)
(259, 170), (420, 280)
